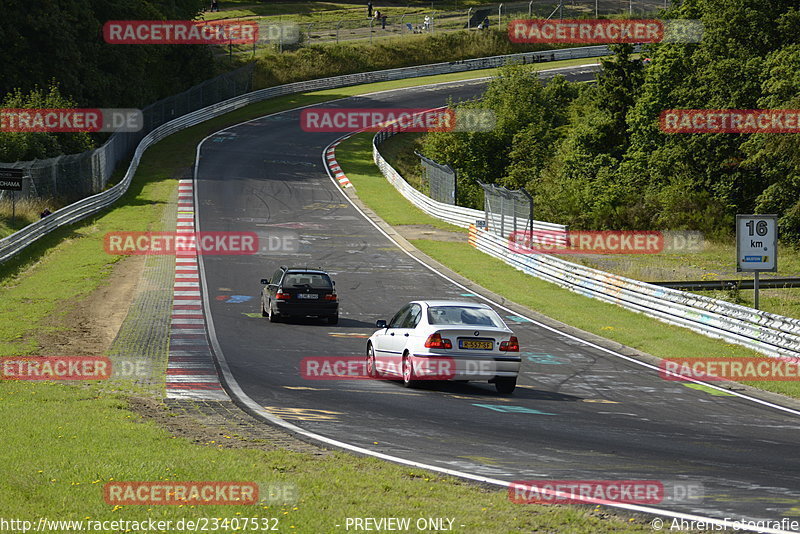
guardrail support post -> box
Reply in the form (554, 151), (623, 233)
(754, 272), (760, 309)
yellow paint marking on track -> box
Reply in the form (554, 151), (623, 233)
(443, 394), (513, 401)
(264, 407), (344, 421)
(581, 399), (620, 404)
(283, 386), (328, 391)
(339, 389), (424, 396)
(328, 332), (370, 338)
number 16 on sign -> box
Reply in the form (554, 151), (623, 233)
(736, 214), (778, 309)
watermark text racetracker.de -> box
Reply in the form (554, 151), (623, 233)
(104, 231), (259, 255)
(300, 108), (496, 133)
(301, 355), (467, 381)
(509, 480), (704, 506)
(660, 109), (800, 133)
(0, 108), (143, 133)
(104, 20), (258, 45)
(0, 517), (282, 532)
(0, 356), (155, 381)
(508, 19), (703, 44)
(507, 230), (704, 255)
(659, 357), (800, 382)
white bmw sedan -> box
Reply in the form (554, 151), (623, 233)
(366, 300), (521, 393)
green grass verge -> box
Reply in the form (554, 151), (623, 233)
(336, 132), (800, 400)
(0, 58), (654, 532)
(0, 380), (654, 532)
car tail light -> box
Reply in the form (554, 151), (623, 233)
(424, 332), (452, 349)
(275, 291), (290, 301)
(499, 336), (519, 352)
(324, 293), (338, 301)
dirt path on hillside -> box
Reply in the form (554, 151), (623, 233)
(36, 255), (146, 357)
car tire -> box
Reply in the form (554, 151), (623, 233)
(261, 299), (268, 317)
(402, 354), (419, 388)
(268, 302), (280, 323)
(327, 314), (339, 325)
(366, 344), (377, 378)
(495, 377), (516, 394)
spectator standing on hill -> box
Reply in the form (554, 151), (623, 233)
(367, 1), (373, 17)
(381, 14), (387, 29)
(210, 1), (219, 12)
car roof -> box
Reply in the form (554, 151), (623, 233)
(412, 300), (492, 309)
(284, 268), (329, 274)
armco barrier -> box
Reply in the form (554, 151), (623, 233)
(374, 122), (568, 237)
(0, 45), (613, 264)
(467, 226), (800, 358)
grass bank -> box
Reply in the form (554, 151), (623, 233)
(244, 29), (564, 87)
(0, 59), (654, 533)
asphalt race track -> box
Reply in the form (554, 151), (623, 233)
(194, 66), (800, 525)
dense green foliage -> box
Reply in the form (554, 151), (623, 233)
(421, 0), (800, 242)
(0, 0), (214, 161)
(0, 84), (95, 161)
(250, 29), (554, 88)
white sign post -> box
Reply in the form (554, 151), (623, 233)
(736, 214), (778, 309)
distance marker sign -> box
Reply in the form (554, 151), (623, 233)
(736, 215), (777, 272)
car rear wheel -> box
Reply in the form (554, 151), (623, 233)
(268, 302), (280, 323)
(402, 354), (419, 388)
(327, 314), (339, 325)
(261, 299), (268, 317)
(495, 377), (516, 394)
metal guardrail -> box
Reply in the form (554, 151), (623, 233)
(374, 124), (567, 235)
(653, 278), (800, 290)
(466, 227), (800, 358)
(0, 44), (612, 264)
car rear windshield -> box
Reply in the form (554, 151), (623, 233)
(427, 306), (503, 327)
(283, 273), (333, 289)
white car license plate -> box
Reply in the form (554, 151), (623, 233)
(297, 293), (318, 299)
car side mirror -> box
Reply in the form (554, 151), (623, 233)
(260, 279), (269, 285)
(376, 320), (387, 329)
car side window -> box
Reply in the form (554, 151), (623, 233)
(388, 305), (411, 328)
(403, 304), (422, 328)
(271, 269), (284, 285)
